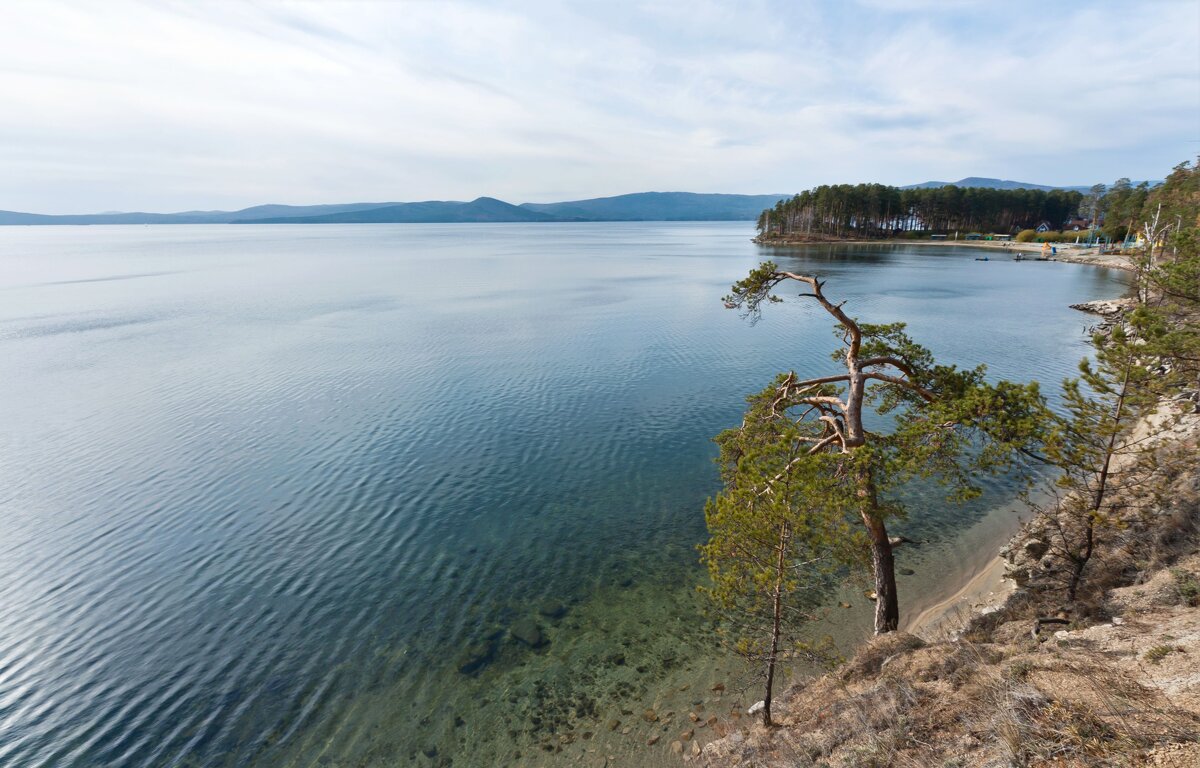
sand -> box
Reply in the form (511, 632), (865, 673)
(905, 555), (1014, 639)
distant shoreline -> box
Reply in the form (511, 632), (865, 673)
(757, 236), (1136, 272)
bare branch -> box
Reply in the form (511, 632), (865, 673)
(862, 372), (935, 401)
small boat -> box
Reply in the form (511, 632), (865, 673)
(975, 256), (989, 261)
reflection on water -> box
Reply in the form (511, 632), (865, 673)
(0, 224), (1126, 766)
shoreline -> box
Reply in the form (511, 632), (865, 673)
(756, 236), (1136, 272)
(896, 244), (1131, 637)
(904, 555), (1013, 639)
(895, 245), (1131, 636)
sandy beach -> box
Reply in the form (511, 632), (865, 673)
(905, 556), (1014, 639)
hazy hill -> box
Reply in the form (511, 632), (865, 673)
(0, 192), (789, 224)
(902, 177), (1091, 192)
(519, 191), (788, 221)
(236, 197), (557, 224)
(0, 210), (220, 225)
(0, 202), (400, 225)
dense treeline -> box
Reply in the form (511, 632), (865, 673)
(756, 184), (1083, 239)
(1086, 178), (1152, 241)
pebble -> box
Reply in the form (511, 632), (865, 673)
(710, 682), (725, 693)
(646, 734), (660, 746)
(642, 709), (658, 723)
(680, 728), (694, 741)
(606, 719), (620, 731)
(670, 740), (683, 754)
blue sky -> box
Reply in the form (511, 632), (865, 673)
(1, 0), (1197, 213)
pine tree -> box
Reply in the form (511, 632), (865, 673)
(720, 264), (1045, 634)
(700, 382), (858, 726)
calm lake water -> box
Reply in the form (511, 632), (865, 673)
(0, 223), (1125, 767)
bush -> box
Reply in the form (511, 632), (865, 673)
(1016, 229), (1038, 242)
(1171, 568), (1200, 606)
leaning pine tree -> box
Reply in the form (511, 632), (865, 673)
(719, 263), (1046, 634)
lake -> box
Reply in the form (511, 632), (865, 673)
(0, 223), (1125, 767)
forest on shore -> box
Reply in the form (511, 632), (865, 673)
(755, 179), (1155, 241)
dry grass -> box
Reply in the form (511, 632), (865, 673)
(701, 408), (1200, 767)
(704, 634), (1200, 767)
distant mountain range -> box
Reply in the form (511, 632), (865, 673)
(0, 192), (790, 226)
(903, 177), (1091, 192)
(1, 181), (1160, 225)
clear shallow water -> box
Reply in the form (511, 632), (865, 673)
(0, 224), (1125, 767)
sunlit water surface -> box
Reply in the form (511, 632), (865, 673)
(0, 224), (1126, 766)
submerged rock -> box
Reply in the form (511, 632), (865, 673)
(457, 634), (499, 675)
(537, 599), (568, 620)
(510, 617), (548, 648)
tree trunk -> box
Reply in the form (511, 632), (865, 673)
(863, 512), (899, 633)
(1068, 359), (1130, 603)
(763, 522), (789, 727)
(1066, 523), (1093, 603)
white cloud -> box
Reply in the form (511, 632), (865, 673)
(0, 0), (1195, 212)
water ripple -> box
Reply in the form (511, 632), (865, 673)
(0, 225), (1127, 767)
